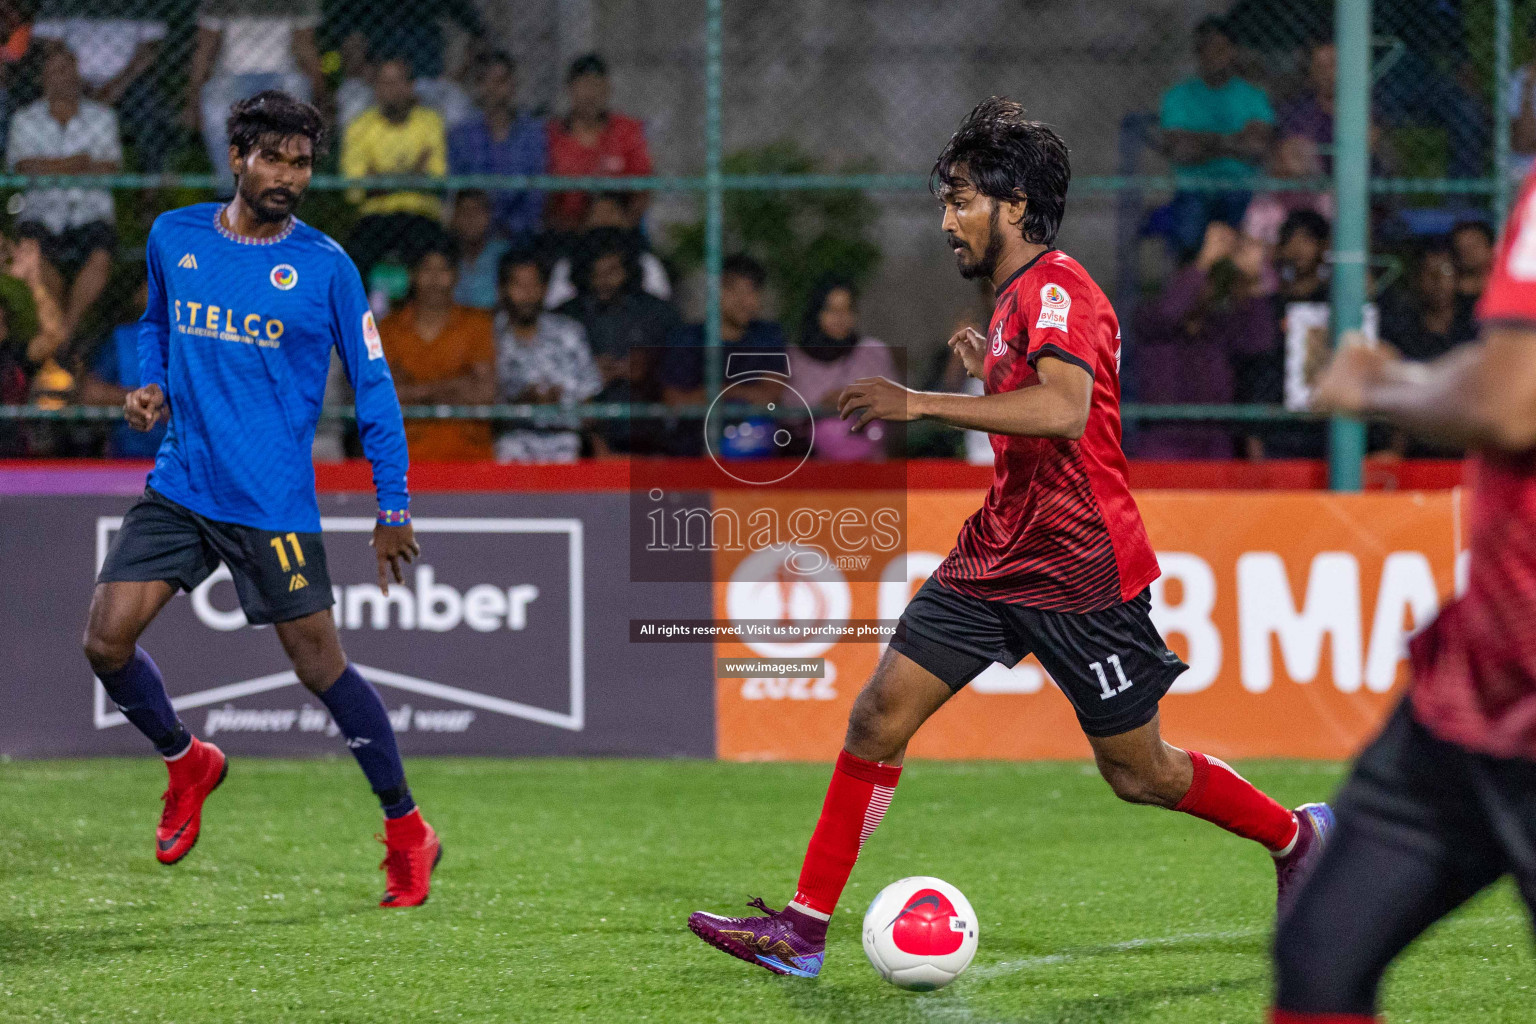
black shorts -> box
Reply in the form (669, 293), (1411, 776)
(1273, 699), (1536, 1014)
(1334, 699), (1536, 884)
(890, 578), (1187, 737)
(16, 220), (116, 270)
(98, 487), (334, 626)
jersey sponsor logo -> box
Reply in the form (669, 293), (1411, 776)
(287, 573), (309, 592)
(177, 253), (198, 270)
(1036, 283), (1070, 333)
(173, 299), (284, 348)
(363, 310), (383, 360)
(270, 263), (298, 290)
(990, 323), (1007, 357)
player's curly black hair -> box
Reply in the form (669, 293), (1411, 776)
(931, 97), (1070, 246)
(226, 90), (327, 160)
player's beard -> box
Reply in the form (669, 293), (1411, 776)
(240, 177), (303, 224)
(953, 207), (1003, 281)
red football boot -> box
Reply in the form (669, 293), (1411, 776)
(156, 738), (228, 865)
(378, 809), (441, 907)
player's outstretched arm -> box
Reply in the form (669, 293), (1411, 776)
(838, 356), (1091, 440)
(1313, 327), (1536, 452)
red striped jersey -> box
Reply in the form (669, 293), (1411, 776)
(1410, 168), (1536, 759)
(932, 249), (1159, 613)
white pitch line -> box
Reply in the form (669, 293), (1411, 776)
(965, 927), (1264, 981)
(960, 910), (1526, 984)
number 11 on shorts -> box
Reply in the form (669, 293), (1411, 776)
(269, 533), (306, 573)
(1090, 655), (1133, 700)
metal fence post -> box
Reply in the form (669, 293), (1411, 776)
(1497, 0), (1514, 224)
(1329, 0), (1371, 492)
(703, 0), (725, 404)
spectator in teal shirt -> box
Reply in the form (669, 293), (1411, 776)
(1159, 16), (1274, 262)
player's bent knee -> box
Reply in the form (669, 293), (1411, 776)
(275, 613), (348, 693)
(289, 647), (347, 694)
(82, 629), (132, 675)
(842, 645), (950, 761)
(844, 685), (912, 762)
(844, 702), (904, 762)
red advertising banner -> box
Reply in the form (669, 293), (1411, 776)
(714, 490), (1464, 762)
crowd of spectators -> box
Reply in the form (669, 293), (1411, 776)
(0, 4), (1521, 465)
(0, 9), (902, 465)
(1128, 14), (1503, 460)
(355, 232), (895, 463)
(318, 28), (892, 466)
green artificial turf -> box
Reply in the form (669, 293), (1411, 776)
(1, 758), (1529, 1022)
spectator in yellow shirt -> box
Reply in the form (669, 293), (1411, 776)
(342, 56), (448, 285)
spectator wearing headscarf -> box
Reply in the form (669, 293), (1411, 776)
(787, 277), (896, 462)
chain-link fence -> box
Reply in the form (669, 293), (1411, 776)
(0, 0), (1518, 477)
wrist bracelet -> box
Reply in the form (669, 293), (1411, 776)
(377, 509), (411, 526)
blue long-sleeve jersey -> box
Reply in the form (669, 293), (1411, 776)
(139, 203), (409, 532)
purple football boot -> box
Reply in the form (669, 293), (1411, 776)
(1275, 802), (1335, 918)
(688, 898), (826, 978)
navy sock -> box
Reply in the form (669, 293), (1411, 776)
(96, 647), (189, 758)
(377, 782), (417, 820)
(319, 665), (414, 818)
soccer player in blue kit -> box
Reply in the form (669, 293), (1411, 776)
(81, 92), (441, 907)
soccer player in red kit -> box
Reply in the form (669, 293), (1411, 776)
(1270, 175), (1536, 1024)
(687, 97), (1333, 979)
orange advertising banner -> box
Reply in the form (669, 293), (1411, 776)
(714, 490), (1464, 762)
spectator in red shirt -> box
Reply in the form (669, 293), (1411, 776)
(545, 53), (652, 235)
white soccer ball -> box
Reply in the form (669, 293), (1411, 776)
(861, 876), (979, 991)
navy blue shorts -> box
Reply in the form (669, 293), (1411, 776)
(98, 487), (333, 626)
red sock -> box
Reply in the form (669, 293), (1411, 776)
(1269, 1011), (1378, 1023)
(792, 749), (902, 916)
(1175, 750), (1298, 852)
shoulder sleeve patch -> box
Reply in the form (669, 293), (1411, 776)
(1035, 282), (1071, 333)
(363, 310), (383, 360)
